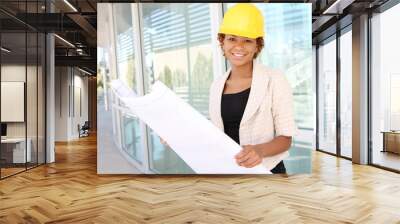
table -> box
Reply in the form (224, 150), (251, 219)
(1, 138), (31, 163)
(381, 131), (400, 154)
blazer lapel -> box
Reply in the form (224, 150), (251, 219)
(240, 62), (270, 126)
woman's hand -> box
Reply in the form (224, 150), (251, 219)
(235, 145), (263, 168)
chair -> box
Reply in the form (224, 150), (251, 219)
(79, 121), (90, 138)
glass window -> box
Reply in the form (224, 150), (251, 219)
(227, 3), (313, 174)
(112, 4), (143, 164)
(318, 36), (337, 155)
(339, 28), (352, 158)
(262, 4), (313, 173)
(26, 0), (44, 165)
(38, 33), (46, 165)
(27, 31), (38, 169)
(371, 3), (400, 171)
(113, 4), (136, 89)
(120, 114), (143, 163)
(141, 3), (214, 174)
(390, 75), (400, 130)
(0, 1), (47, 179)
(98, 3), (313, 174)
(1, 31), (28, 177)
(97, 3), (140, 174)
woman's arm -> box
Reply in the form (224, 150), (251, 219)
(254, 135), (292, 157)
(235, 70), (296, 168)
(235, 136), (292, 168)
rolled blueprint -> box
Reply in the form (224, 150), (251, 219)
(111, 80), (271, 174)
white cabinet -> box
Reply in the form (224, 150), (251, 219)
(1, 138), (31, 163)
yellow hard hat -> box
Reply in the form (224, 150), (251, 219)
(219, 3), (264, 39)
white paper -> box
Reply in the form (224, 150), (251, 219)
(111, 80), (271, 174)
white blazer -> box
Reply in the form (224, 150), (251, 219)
(208, 62), (297, 170)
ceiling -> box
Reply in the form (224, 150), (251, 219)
(0, 0), (97, 74)
(0, 0), (395, 75)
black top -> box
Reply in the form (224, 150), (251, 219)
(220, 87), (287, 174)
(221, 88), (251, 144)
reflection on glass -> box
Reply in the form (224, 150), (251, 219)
(149, 130), (194, 174)
(340, 30), (352, 158)
(1, 32), (27, 177)
(371, 3), (400, 171)
(113, 4), (136, 89)
(142, 3), (213, 173)
(38, 33), (46, 165)
(390, 75), (400, 130)
(27, 32), (38, 169)
(121, 114), (142, 163)
(112, 4), (144, 164)
(225, 3), (314, 130)
(227, 3), (313, 174)
(318, 37), (337, 154)
(0, 1), (46, 178)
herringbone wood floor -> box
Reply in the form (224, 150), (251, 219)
(1, 135), (400, 224)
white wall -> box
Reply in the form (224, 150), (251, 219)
(2, 63), (46, 164)
(1, 65), (29, 138)
(72, 72), (89, 138)
(55, 66), (69, 141)
(54, 67), (89, 141)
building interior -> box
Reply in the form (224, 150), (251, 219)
(0, 0), (400, 223)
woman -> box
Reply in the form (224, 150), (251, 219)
(208, 3), (297, 174)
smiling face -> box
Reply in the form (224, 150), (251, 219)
(220, 34), (261, 68)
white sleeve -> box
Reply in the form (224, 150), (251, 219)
(271, 72), (298, 137)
